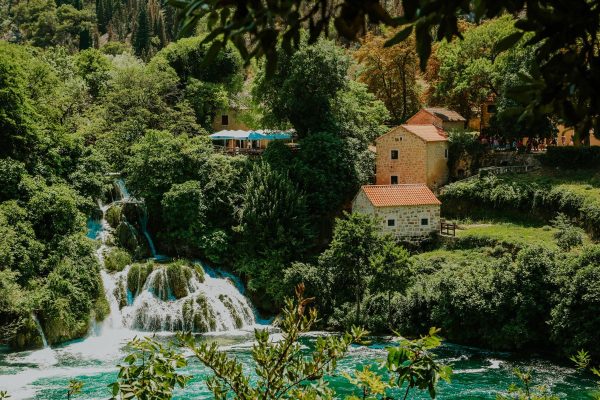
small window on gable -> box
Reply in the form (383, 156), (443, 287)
(395, 137), (403, 142)
(391, 175), (398, 185)
(387, 219), (396, 227)
(421, 218), (429, 226)
(444, 148), (448, 159)
(391, 150), (399, 160)
(221, 114), (229, 126)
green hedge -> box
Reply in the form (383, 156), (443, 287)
(440, 175), (600, 239)
(541, 146), (600, 169)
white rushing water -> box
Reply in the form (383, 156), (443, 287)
(94, 179), (257, 334)
(0, 179), (265, 399)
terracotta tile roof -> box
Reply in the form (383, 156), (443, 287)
(424, 107), (466, 122)
(361, 184), (441, 207)
(401, 124), (448, 142)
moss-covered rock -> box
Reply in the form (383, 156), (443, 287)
(182, 294), (217, 332)
(219, 294), (243, 329)
(105, 204), (122, 229)
(11, 316), (45, 349)
(104, 247), (132, 272)
(166, 262), (190, 299)
(127, 262), (154, 296)
(193, 264), (205, 283)
(116, 221), (140, 252)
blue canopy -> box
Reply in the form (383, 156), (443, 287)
(209, 130), (292, 141)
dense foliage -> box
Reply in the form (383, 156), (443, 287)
(174, 0), (600, 141)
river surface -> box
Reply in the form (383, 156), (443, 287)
(0, 328), (597, 399)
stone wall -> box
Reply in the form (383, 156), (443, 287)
(352, 191), (440, 240)
(211, 109), (249, 132)
(426, 141), (449, 190)
(375, 127), (427, 185)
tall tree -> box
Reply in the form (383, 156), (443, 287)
(355, 28), (420, 124)
(133, 2), (151, 58)
(319, 212), (381, 324)
(174, 0), (600, 142)
(253, 39), (349, 137)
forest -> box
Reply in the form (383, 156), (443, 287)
(1, 0), (600, 398)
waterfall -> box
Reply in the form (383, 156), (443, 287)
(91, 178), (258, 334)
(114, 178), (131, 201)
(31, 314), (48, 348)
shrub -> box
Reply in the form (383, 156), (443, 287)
(104, 248), (132, 272)
(550, 246), (600, 358)
(541, 146), (600, 169)
(551, 213), (584, 251)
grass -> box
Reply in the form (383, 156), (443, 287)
(455, 222), (558, 248)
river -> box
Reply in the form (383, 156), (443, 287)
(0, 328), (597, 399)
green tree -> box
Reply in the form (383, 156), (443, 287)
(109, 336), (191, 399)
(253, 39), (349, 136)
(551, 245), (600, 358)
(174, 0), (600, 141)
(75, 48), (110, 98)
(160, 180), (207, 255)
(319, 212), (382, 324)
(235, 162), (313, 307)
(133, 4), (151, 58)
(0, 43), (39, 163)
(551, 213), (584, 251)
(369, 237), (412, 326)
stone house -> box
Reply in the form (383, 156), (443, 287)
(375, 124), (450, 190)
(211, 107), (249, 132)
(406, 107), (466, 132)
(352, 184), (441, 241)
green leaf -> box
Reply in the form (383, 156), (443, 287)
(384, 26), (413, 47)
(493, 31), (524, 53)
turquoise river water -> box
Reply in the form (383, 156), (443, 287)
(0, 328), (598, 399)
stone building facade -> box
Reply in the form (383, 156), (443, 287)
(352, 184), (441, 241)
(375, 124), (450, 190)
(211, 108), (249, 132)
(406, 107), (466, 132)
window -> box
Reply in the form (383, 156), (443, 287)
(221, 114), (229, 126)
(391, 175), (398, 185)
(487, 104), (497, 113)
(390, 149), (399, 160)
(387, 219), (396, 227)
(421, 218), (429, 226)
(444, 148), (448, 159)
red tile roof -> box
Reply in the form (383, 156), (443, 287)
(401, 124), (448, 142)
(361, 184), (441, 207)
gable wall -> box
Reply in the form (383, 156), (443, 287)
(375, 127), (427, 185)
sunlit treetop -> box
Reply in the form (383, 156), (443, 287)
(171, 0), (599, 140)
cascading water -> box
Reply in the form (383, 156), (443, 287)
(31, 314), (48, 348)
(93, 178), (257, 334)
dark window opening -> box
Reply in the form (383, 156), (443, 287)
(421, 218), (429, 226)
(387, 219), (396, 227)
(391, 150), (399, 160)
(391, 176), (398, 185)
(221, 114), (229, 125)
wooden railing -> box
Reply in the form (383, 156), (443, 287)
(440, 220), (456, 236)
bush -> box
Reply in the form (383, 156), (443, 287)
(541, 146), (600, 169)
(397, 245), (556, 351)
(551, 246), (600, 358)
(104, 248), (132, 272)
(551, 213), (584, 251)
